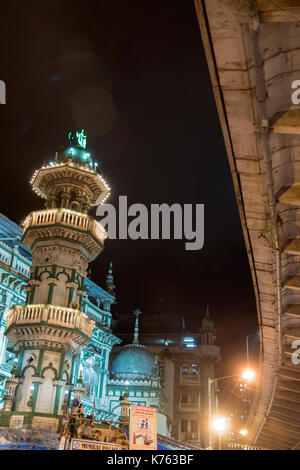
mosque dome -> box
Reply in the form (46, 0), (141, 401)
(111, 344), (156, 380)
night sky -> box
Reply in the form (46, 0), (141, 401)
(0, 0), (258, 373)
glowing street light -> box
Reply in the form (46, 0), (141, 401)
(241, 369), (255, 382)
(208, 368), (256, 449)
(239, 428), (248, 436)
(211, 417), (227, 433)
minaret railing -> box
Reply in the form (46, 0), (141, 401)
(23, 208), (106, 244)
(6, 304), (94, 337)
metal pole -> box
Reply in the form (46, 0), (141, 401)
(208, 377), (212, 450)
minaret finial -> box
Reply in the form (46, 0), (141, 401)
(106, 261), (115, 295)
(133, 308), (142, 344)
(206, 305), (210, 317)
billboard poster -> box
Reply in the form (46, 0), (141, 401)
(129, 405), (157, 450)
(70, 439), (122, 450)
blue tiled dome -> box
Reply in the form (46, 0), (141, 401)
(111, 344), (156, 380)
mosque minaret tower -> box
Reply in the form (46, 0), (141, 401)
(1, 130), (110, 430)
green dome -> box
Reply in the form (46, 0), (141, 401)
(58, 145), (94, 169)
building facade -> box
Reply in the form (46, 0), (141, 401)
(0, 207), (220, 442)
(0, 214), (31, 405)
(110, 308), (221, 448)
(106, 309), (165, 433)
(0, 131), (220, 442)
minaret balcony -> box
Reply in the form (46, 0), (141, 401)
(6, 304), (94, 340)
(22, 209), (106, 258)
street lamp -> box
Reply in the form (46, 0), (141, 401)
(211, 416), (229, 450)
(208, 369), (255, 450)
(211, 416), (227, 433)
(241, 369), (255, 382)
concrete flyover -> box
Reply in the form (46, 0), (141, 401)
(194, 0), (300, 449)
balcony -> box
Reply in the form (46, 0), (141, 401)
(22, 209), (106, 259)
(6, 304), (94, 339)
(24, 209), (106, 243)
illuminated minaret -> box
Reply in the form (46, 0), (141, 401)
(106, 262), (115, 296)
(1, 130), (110, 430)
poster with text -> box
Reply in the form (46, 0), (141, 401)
(129, 405), (157, 450)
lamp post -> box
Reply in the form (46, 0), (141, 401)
(208, 369), (255, 450)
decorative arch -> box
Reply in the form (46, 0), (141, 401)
(51, 271), (69, 307)
(41, 363), (58, 380)
(37, 269), (51, 282)
(21, 364), (37, 378)
(62, 370), (70, 384)
(55, 270), (71, 282)
(34, 270), (51, 304)
(35, 367), (57, 414)
(15, 365), (35, 412)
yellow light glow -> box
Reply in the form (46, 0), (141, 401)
(239, 429), (248, 436)
(211, 417), (227, 433)
(241, 369), (255, 382)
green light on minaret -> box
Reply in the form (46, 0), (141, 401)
(68, 129), (87, 149)
(76, 129), (87, 149)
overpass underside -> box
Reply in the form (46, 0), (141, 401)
(194, 0), (300, 449)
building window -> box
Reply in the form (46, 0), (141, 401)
(181, 364), (189, 375)
(191, 420), (198, 433)
(181, 363), (199, 376)
(181, 419), (188, 433)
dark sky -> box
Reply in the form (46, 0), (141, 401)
(0, 0), (258, 373)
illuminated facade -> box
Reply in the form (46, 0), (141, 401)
(106, 310), (164, 432)
(110, 308), (220, 447)
(0, 214), (31, 405)
(0, 131), (220, 441)
(0, 131), (120, 430)
(0, 223), (120, 422)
